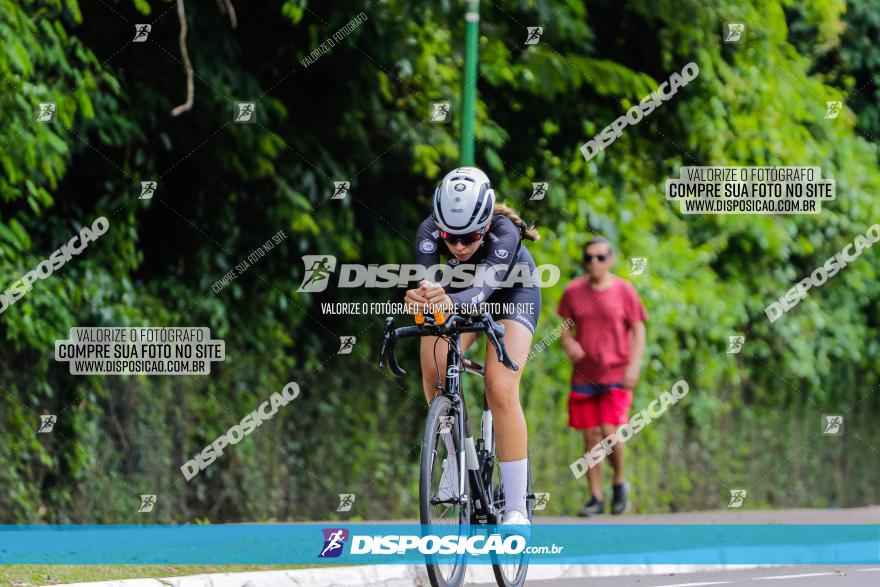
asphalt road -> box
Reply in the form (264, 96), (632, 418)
(464, 508), (880, 587)
(529, 506), (880, 524)
(382, 506), (880, 524)
(469, 566), (880, 586)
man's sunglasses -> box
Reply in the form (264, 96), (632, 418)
(584, 254), (608, 263)
(440, 229), (484, 245)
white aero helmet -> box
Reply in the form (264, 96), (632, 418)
(432, 167), (496, 235)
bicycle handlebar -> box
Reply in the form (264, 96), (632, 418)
(378, 312), (521, 378)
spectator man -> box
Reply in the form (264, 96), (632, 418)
(558, 237), (647, 516)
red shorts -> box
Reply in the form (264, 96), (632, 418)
(568, 388), (633, 429)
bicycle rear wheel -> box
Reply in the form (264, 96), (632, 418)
(420, 395), (470, 587)
(490, 454), (532, 587)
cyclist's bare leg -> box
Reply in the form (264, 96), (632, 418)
(483, 320), (533, 462)
(584, 427), (604, 500)
(419, 333), (477, 404)
(484, 320), (533, 517)
(600, 423), (626, 484)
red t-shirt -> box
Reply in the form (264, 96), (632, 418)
(557, 276), (647, 386)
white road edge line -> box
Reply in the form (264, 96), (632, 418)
(856, 568), (880, 572)
(753, 572), (836, 580)
(652, 582), (732, 587)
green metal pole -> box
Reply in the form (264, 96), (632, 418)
(460, 0), (479, 166)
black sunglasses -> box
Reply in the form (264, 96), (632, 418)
(584, 254), (608, 263)
(440, 229), (484, 245)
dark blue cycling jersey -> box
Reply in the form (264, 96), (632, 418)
(414, 213), (541, 334)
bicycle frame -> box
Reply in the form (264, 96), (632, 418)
(379, 313), (520, 524)
(441, 333), (499, 524)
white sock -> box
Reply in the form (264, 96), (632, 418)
(499, 458), (528, 515)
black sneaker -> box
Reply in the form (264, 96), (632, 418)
(611, 482), (629, 515)
(577, 496), (605, 517)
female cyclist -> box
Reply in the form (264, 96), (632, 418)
(404, 166), (541, 526)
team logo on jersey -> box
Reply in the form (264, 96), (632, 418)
(488, 233), (500, 243)
(447, 257), (460, 266)
(496, 249), (509, 259)
(420, 239), (437, 253)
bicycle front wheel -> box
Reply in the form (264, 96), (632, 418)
(420, 395), (470, 587)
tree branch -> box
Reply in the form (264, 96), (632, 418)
(171, 0), (194, 116)
(223, 0), (238, 29)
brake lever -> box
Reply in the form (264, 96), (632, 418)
(385, 344), (407, 377)
(378, 317), (407, 378)
(378, 317), (393, 369)
(484, 318), (520, 372)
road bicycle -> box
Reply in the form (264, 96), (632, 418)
(379, 311), (534, 587)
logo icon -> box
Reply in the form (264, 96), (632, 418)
(419, 239), (437, 254)
(337, 493), (356, 512)
(530, 182), (548, 201)
(825, 101), (843, 119)
(453, 183), (466, 192)
(133, 24), (151, 42)
(138, 494), (157, 513)
(525, 26), (543, 45)
(319, 528), (349, 558)
(533, 492), (550, 511)
(35, 102), (57, 123)
(728, 489), (747, 508)
(234, 102), (256, 123)
(338, 336), (356, 355)
(629, 257), (648, 276)
(446, 365), (460, 378)
(297, 255), (337, 292)
(139, 181), (157, 200)
(727, 335), (745, 354)
(438, 415), (455, 434)
(38, 415), (57, 433)
(430, 101), (451, 123)
(495, 249), (509, 259)
(723, 22), (746, 43)
(332, 181), (350, 200)
(823, 414), (844, 436)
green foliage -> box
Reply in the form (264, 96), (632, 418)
(0, 0), (878, 522)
